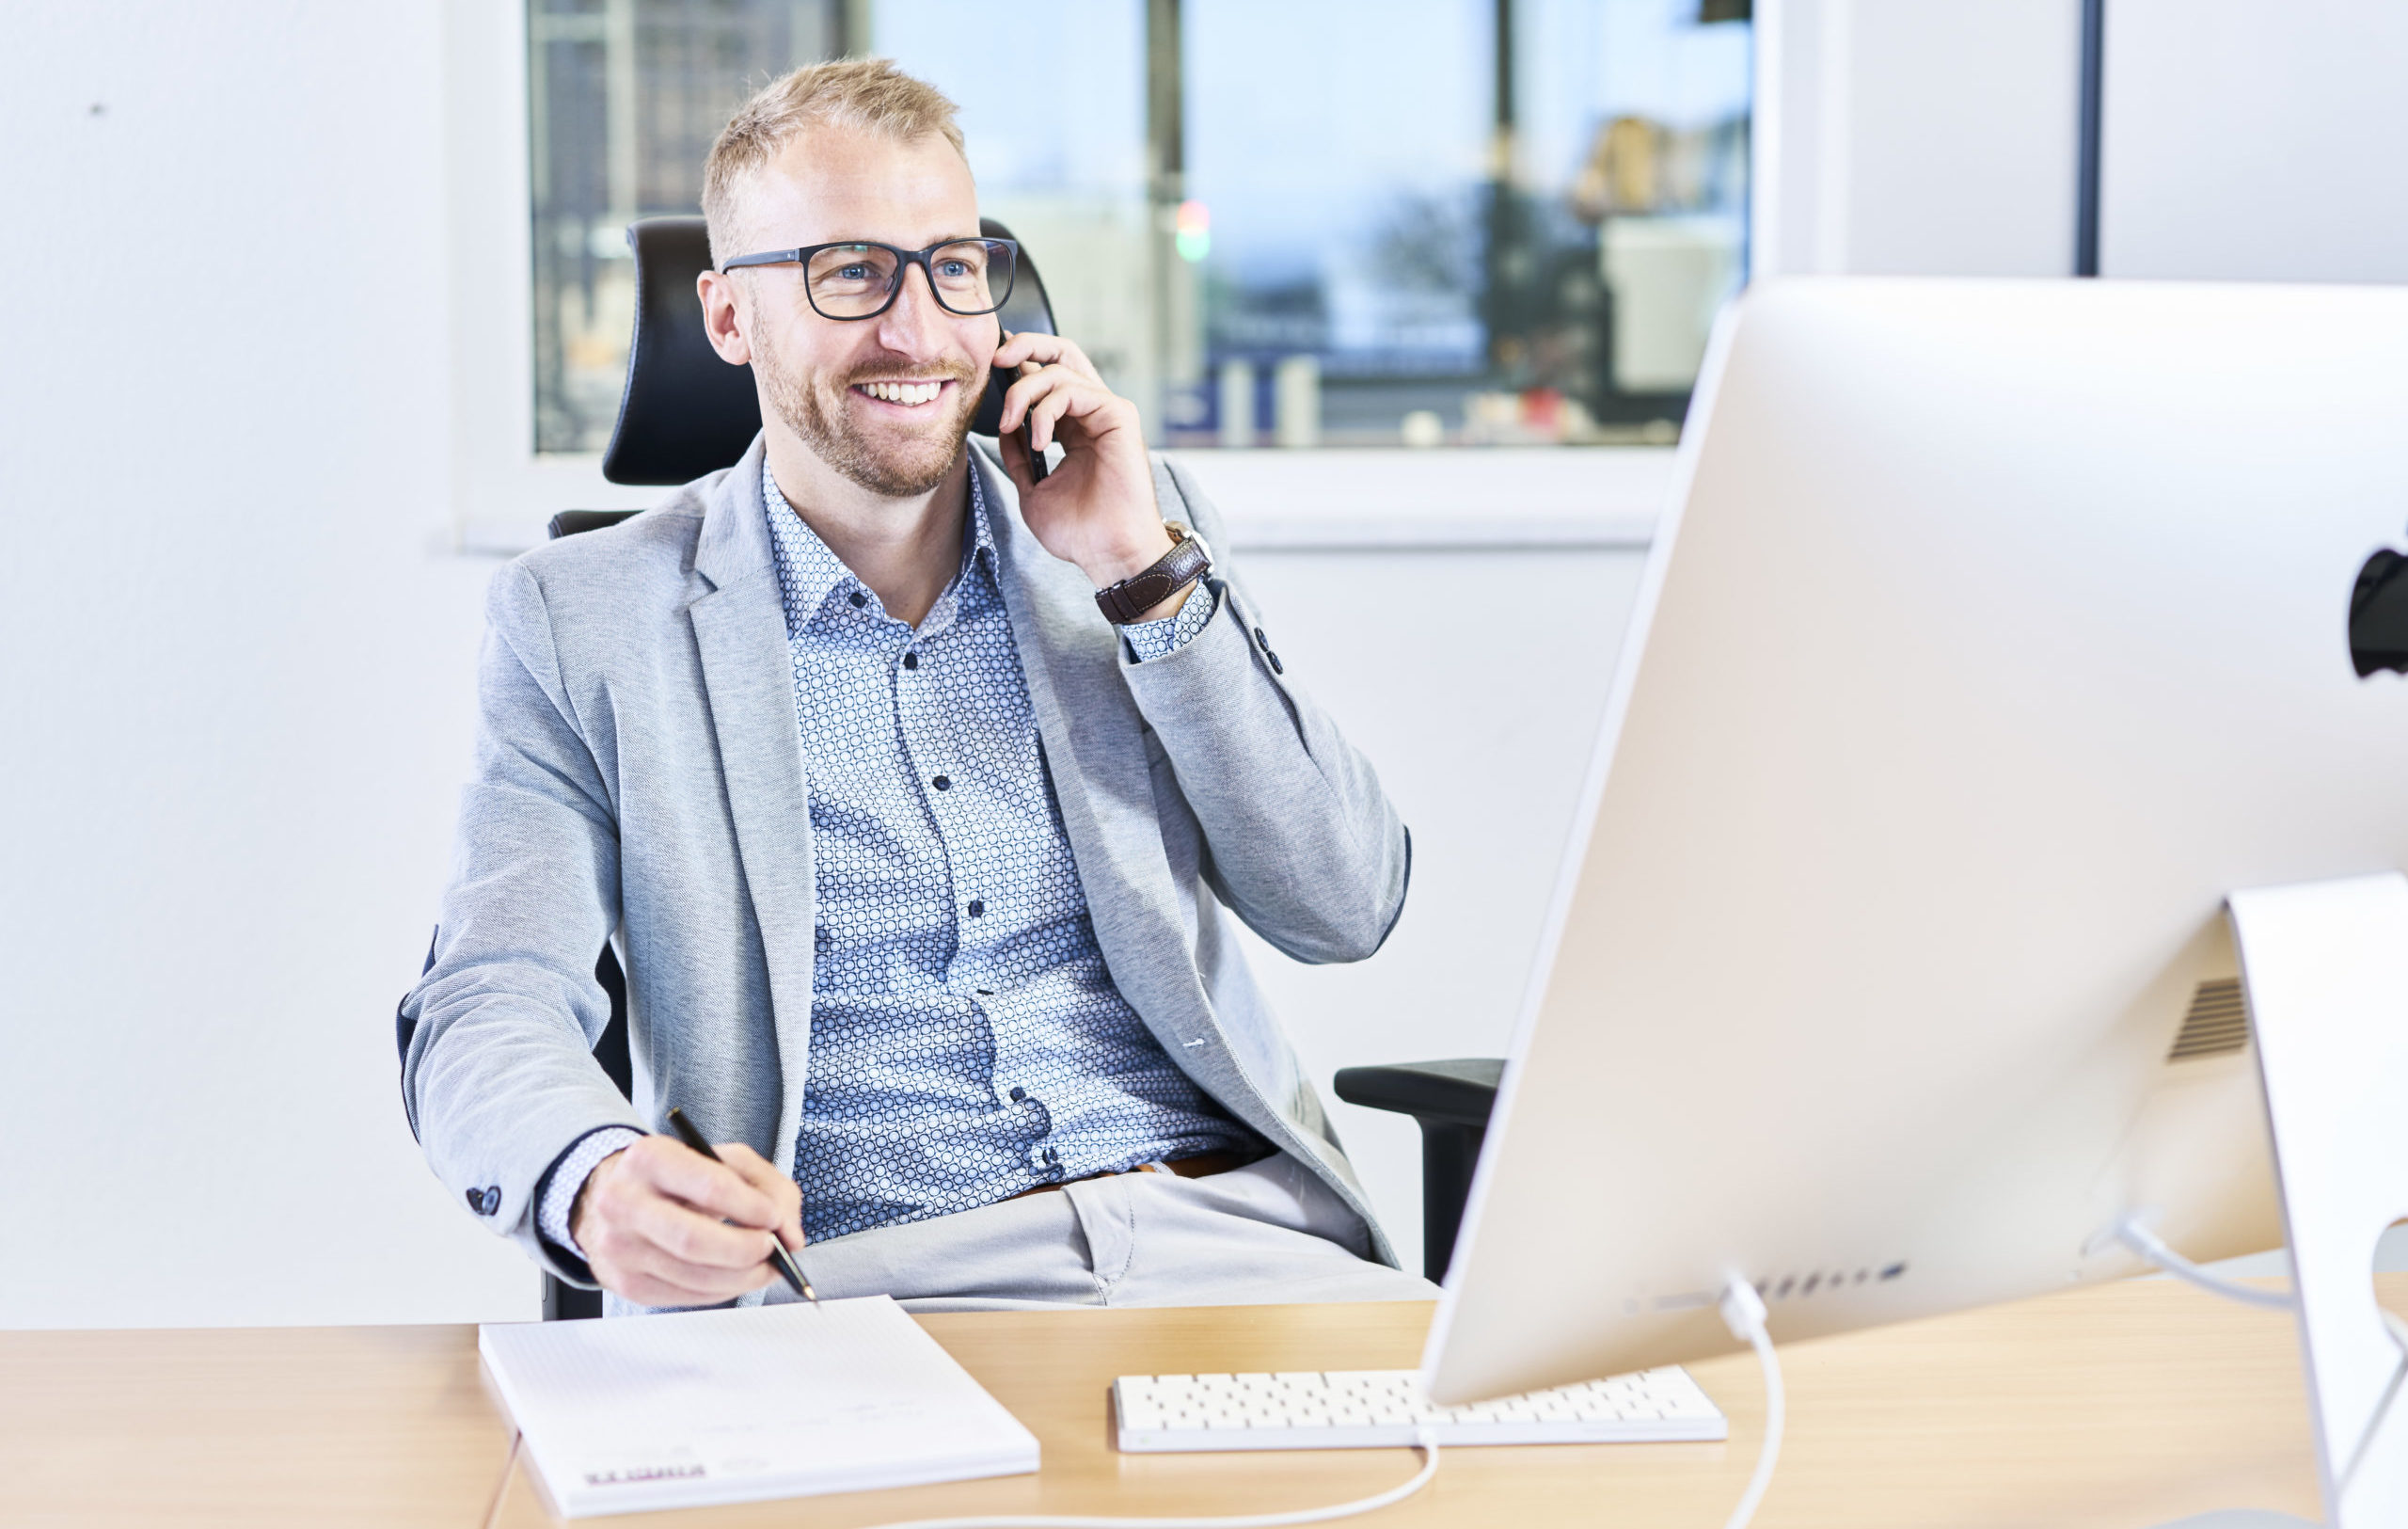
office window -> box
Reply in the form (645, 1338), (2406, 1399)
(525, 0), (1750, 454)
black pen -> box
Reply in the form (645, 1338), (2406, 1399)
(663, 1107), (820, 1306)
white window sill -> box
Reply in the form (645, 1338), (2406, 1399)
(452, 445), (1672, 557)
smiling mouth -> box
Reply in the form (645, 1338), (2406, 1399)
(853, 379), (950, 407)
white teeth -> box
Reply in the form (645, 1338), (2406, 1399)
(861, 380), (943, 406)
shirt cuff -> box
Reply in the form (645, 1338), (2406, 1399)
(1118, 579), (1217, 662)
(536, 1126), (645, 1261)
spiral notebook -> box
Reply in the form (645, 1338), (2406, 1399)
(478, 1296), (1040, 1518)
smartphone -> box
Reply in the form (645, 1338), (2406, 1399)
(977, 343), (1050, 483)
(981, 364), (1048, 482)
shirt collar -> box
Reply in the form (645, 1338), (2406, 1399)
(763, 456), (998, 637)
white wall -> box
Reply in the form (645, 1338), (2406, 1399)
(1755, 0), (2082, 279)
(2100, 0), (2408, 282)
(0, 4), (534, 1328)
(1755, 0), (2408, 287)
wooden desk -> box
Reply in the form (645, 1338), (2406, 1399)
(1, 1276), (2353, 1528)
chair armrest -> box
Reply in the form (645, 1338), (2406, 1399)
(1332, 1059), (1504, 1130)
(1332, 1059), (1506, 1282)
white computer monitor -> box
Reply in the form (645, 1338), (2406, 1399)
(1426, 277), (2408, 1414)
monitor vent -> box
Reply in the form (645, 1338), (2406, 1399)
(2168, 978), (2250, 1061)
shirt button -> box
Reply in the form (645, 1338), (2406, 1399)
(1254, 626), (1271, 650)
(1009, 1086), (1026, 1102)
(848, 591), (866, 609)
(902, 652), (919, 670)
(1043, 1147), (1060, 1165)
(967, 899), (985, 916)
(932, 774), (951, 790)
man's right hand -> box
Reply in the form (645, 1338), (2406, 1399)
(569, 1135), (805, 1308)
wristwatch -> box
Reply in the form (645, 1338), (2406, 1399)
(1094, 521), (1213, 625)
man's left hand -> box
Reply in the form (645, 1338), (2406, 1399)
(993, 331), (1187, 618)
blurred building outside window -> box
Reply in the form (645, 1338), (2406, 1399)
(527, 0), (1750, 457)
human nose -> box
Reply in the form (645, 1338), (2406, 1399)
(870, 260), (952, 354)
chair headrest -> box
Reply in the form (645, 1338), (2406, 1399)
(600, 215), (1058, 486)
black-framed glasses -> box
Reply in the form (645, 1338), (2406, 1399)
(719, 238), (1020, 321)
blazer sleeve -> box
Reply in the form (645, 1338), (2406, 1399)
(1116, 457), (1412, 964)
(399, 559), (646, 1282)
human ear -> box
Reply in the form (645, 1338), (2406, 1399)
(697, 269), (753, 367)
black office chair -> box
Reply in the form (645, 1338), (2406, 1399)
(404, 215), (1503, 1314)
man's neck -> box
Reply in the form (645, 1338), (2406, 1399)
(763, 429), (971, 629)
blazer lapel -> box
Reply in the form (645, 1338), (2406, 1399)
(688, 440), (818, 1158)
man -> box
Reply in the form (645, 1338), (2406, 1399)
(401, 58), (1425, 1314)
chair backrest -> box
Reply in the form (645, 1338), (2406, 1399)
(599, 215), (1058, 486)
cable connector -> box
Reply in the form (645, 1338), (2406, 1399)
(2100, 1212), (2296, 1312)
(1719, 1276), (1768, 1343)
(1717, 1275), (1783, 1529)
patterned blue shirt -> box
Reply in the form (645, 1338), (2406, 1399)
(758, 463), (1246, 1240)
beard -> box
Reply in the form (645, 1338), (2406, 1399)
(754, 338), (979, 499)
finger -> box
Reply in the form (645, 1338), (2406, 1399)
(997, 363), (1067, 433)
(605, 1244), (770, 1308)
(585, 1220), (767, 1307)
(1029, 374), (1116, 454)
(1001, 365), (1096, 439)
(1030, 389), (1078, 454)
(996, 415), (1039, 498)
(632, 1138), (783, 1230)
(626, 1189), (782, 1271)
(993, 330), (1101, 383)
(715, 1143), (807, 1248)
(627, 1229), (779, 1300)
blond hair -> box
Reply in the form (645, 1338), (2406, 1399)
(702, 58), (967, 265)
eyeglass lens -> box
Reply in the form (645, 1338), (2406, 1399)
(805, 241), (1016, 318)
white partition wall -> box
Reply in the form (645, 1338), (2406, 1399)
(2099, 0), (2408, 284)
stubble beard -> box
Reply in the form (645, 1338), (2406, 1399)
(756, 336), (979, 499)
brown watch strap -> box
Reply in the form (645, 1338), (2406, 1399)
(1094, 523), (1213, 625)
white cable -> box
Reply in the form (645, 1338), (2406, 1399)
(2113, 1215), (2297, 1311)
(854, 1430), (1439, 1529)
(1717, 1277), (1784, 1529)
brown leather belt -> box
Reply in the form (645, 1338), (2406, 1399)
(1006, 1149), (1261, 1201)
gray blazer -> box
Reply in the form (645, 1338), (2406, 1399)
(400, 436), (1411, 1284)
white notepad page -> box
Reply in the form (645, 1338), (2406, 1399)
(478, 1295), (1040, 1518)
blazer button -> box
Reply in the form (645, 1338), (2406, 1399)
(468, 1186), (500, 1217)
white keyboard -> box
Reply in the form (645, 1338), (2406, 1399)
(1114, 1366), (1726, 1452)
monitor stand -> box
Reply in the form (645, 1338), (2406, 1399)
(2221, 871), (2408, 1529)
